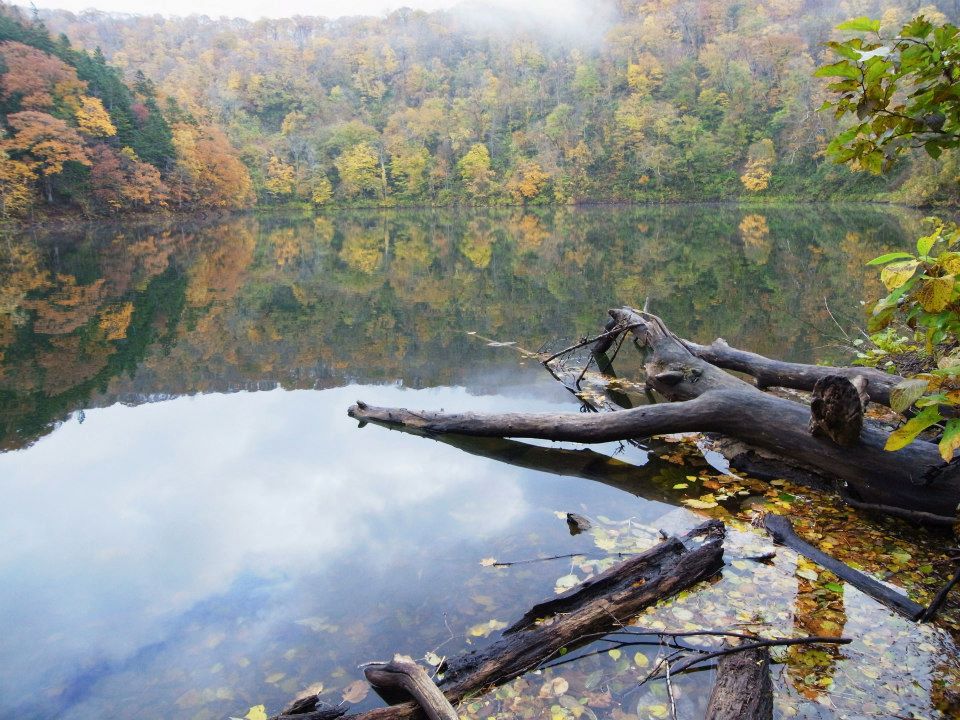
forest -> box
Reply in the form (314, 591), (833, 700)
(0, 0), (953, 217)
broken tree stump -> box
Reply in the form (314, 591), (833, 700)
(808, 375), (866, 447)
(364, 656), (457, 720)
(704, 642), (773, 720)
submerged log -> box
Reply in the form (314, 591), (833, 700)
(349, 307), (960, 520)
(704, 643), (773, 720)
(276, 522), (725, 720)
(763, 514), (925, 620)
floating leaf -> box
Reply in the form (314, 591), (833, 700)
(633, 652), (649, 668)
(342, 680), (369, 703)
(468, 619), (507, 638)
(608, 648), (621, 660)
(554, 574), (579, 594)
(424, 651), (442, 666)
(479, 557), (497, 567)
(245, 706), (267, 720)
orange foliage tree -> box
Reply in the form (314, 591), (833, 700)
(4, 111), (90, 202)
(0, 41), (85, 111)
(89, 144), (168, 211)
(170, 123), (254, 209)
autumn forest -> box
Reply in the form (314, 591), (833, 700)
(0, 0), (958, 219)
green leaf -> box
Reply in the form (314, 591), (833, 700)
(824, 582), (844, 593)
(836, 17), (881, 33)
(245, 706), (267, 720)
(939, 419), (960, 462)
(880, 259), (919, 290)
(925, 141), (943, 159)
(814, 61), (860, 79)
(917, 230), (940, 256)
(867, 251), (915, 265)
(825, 41), (862, 61)
(889, 378), (929, 413)
(885, 406), (942, 451)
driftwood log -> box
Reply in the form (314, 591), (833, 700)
(274, 522), (725, 720)
(349, 307), (960, 522)
(703, 643), (773, 720)
(364, 657), (457, 720)
(763, 514), (926, 620)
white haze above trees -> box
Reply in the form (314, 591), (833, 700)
(22, 0), (613, 31)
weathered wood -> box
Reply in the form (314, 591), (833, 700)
(679, 336), (903, 407)
(808, 375), (865, 447)
(277, 523), (726, 720)
(763, 514), (925, 620)
(704, 643), (773, 720)
(364, 656), (457, 720)
(349, 307), (960, 519)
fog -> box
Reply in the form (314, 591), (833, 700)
(25, 0), (613, 26)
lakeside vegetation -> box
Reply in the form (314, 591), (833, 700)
(0, 0), (956, 220)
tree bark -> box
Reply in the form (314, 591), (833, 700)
(704, 643), (773, 720)
(275, 522), (725, 720)
(680, 336), (903, 407)
(348, 308), (960, 519)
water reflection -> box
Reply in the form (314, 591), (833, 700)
(0, 205), (910, 452)
(1, 205), (948, 720)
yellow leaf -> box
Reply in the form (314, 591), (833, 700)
(245, 706), (267, 720)
(880, 259), (919, 290)
(916, 275), (954, 312)
(608, 648), (621, 660)
(634, 652), (649, 668)
(342, 680), (369, 703)
(682, 498), (718, 509)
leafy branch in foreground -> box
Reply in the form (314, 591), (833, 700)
(818, 16), (960, 172)
(821, 15), (960, 456)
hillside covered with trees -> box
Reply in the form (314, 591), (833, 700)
(0, 5), (252, 219)
(29, 0), (960, 210)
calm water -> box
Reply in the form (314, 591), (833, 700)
(0, 205), (953, 720)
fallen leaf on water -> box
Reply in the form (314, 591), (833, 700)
(424, 651), (443, 666)
(266, 672), (286, 684)
(479, 557), (497, 567)
(554, 574), (579, 594)
(468, 619), (508, 637)
(244, 706), (267, 720)
(342, 680), (369, 703)
(682, 498), (718, 509)
(486, 341), (516, 347)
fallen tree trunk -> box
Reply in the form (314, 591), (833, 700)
(704, 643), (773, 720)
(763, 514), (925, 620)
(349, 307), (960, 520)
(679, 336), (903, 407)
(275, 522), (725, 720)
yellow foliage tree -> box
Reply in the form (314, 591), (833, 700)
(740, 139), (775, 192)
(75, 96), (116, 137)
(264, 155), (295, 198)
(335, 142), (383, 198)
(457, 143), (494, 197)
(0, 150), (37, 217)
(507, 160), (550, 203)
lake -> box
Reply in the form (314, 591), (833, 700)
(1, 205), (957, 720)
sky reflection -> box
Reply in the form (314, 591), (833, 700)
(0, 383), (663, 719)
